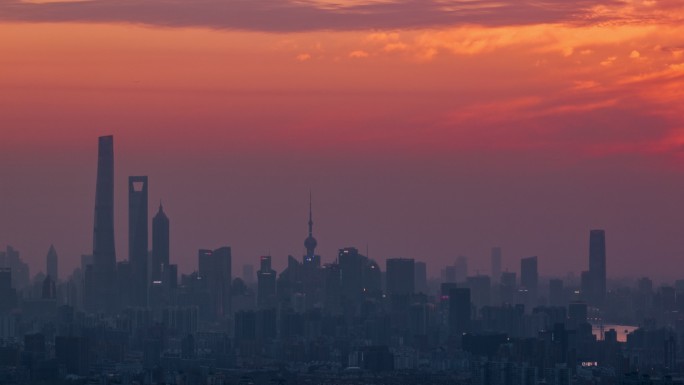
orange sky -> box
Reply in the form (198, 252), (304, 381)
(1, 0), (684, 280)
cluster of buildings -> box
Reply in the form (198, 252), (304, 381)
(1, 136), (684, 385)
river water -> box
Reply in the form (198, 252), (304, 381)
(592, 324), (639, 342)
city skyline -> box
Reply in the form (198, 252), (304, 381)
(2, 1), (684, 383)
(2, 1), (684, 280)
(0, 135), (672, 282)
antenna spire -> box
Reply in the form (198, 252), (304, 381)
(308, 189), (313, 236)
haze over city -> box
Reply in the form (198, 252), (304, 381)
(2, 0), (684, 279)
(5, 1), (684, 385)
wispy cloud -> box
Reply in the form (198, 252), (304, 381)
(1, 0), (680, 32)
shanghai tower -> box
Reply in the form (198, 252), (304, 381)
(91, 135), (116, 312)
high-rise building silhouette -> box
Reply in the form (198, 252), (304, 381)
(0, 267), (17, 312)
(386, 258), (415, 297)
(467, 275), (491, 309)
(520, 256), (538, 291)
(242, 264), (254, 283)
(455, 256), (468, 282)
(151, 203), (169, 282)
(520, 256), (538, 308)
(0, 246), (29, 290)
(197, 247), (232, 320)
(491, 247), (502, 284)
(257, 256), (277, 309)
(46, 244), (58, 281)
(303, 192), (319, 267)
(448, 287), (471, 335)
(90, 135), (116, 312)
(589, 229), (606, 305)
(549, 278), (564, 306)
(129, 176), (149, 307)
(339, 247), (365, 302)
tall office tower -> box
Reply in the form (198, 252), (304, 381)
(455, 256), (468, 282)
(128, 176), (149, 307)
(443, 266), (457, 283)
(589, 229), (607, 305)
(2, 246), (29, 290)
(549, 278), (564, 307)
(303, 192), (320, 267)
(257, 256), (277, 308)
(491, 247), (502, 284)
(0, 268), (17, 312)
(198, 247), (232, 319)
(339, 247), (365, 301)
(414, 261), (427, 294)
(46, 245), (58, 281)
(499, 271), (517, 304)
(520, 256), (538, 309)
(91, 135), (116, 312)
(386, 258), (415, 297)
(323, 263), (341, 313)
(242, 265), (254, 283)
(520, 256), (538, 292)
(466, 275), (491, 309)
(385, 258), (414, 333)
(448, 287), (471, 335)
(151, 203), (170, 282)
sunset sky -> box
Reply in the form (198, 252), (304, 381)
(1, 0), (684, 281)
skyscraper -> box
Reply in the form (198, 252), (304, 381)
(449, 287), (471, 335)
(520, 256), (538, 306)
(0, 268), (17, 312)
(198, 247), (232, 319)
(455, 256), (468, 282)
(46, 244), (58, 281)
(338, 247), (365, 302)
(151, 203), (170, 282)
(129, 176), (149, 307)
(466, 275), (491, 309)
(589, 229), (607, 305)
(386, 258), (415, 297)
(549, 278), (564, 306)
(491, 247), (502, 284)
(91, 135), (116, 312)
(242, 264), (254, 283)
(213, 247), (232, 318)
(257, 256), (277, 308)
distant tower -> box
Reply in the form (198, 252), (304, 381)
(449, 287), (471, 335)
(46, 244), (58, 281)
(520, 257), (539, 308)
(303, 192), (319, 267)
(91, 135), (116, 312)
(257, 256), (277, 308)
(129, 176), (149, 307)
(386, 258), (415, 297)
(455, 256), (468, 282)
(151, 203), (170, 282)
(589, 229), (607, 305)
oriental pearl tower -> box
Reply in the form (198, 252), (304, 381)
(304, 191), (319, 267)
